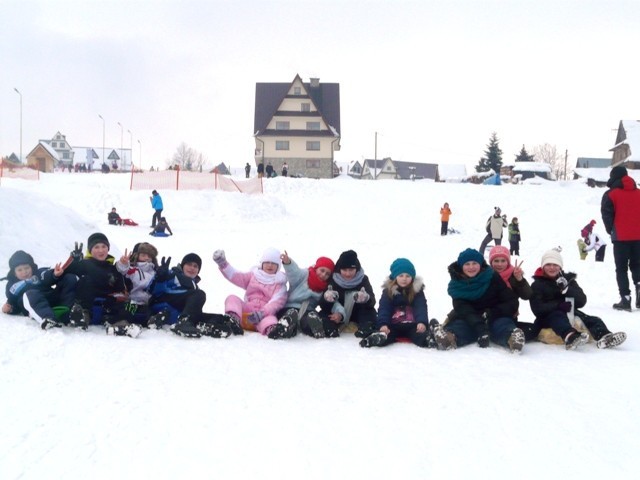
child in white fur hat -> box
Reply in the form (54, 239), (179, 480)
(529, 248), (626, 350)
(213, 247), (288, 336)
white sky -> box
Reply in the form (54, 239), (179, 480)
(1, 0), (639, 170)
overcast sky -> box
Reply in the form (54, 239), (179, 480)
(1, 0), (639, 170)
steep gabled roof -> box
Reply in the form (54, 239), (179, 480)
(254, 74), (340, 136)
(392, 160), (438, 179)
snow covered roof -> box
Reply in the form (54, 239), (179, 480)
(438, 164), (467, 180)
(574, 167), (640, 183)
(512, 161), (551, 173)
(611, 120), (640, 161)
(39, 141), (59, 160)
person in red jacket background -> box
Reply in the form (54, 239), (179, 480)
(601, 165), (640, 311)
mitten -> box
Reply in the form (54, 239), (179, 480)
(556, 275), (569, 291)
(70, 242), (84, 262)
(558, 301), (573, 313)
(324, 285), (338, 302)
(212, 249), (227, 267)
(477, 333), (490, 348)
(353, 287), (370, 303)
(247, 311), (264, 324)
(155, 256), (172, 282)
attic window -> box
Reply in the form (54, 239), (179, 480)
(276, 121), (290, 130)
(293, 87), (301, 95)
(301, 103), (310, 112)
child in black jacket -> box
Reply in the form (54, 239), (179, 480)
(530, 248), (626, 350)
(2, 250), (77, 329)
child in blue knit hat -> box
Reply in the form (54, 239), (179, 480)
(360, 258), (434, 348)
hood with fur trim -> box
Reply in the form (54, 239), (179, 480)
(382, 275), (424, 296)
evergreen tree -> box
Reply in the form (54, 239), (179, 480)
(475, 132), (503, 173)
(515, 145), (535, 162)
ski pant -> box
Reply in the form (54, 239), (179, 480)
(445, 316), (517, 347)
(151, 209), (163, 227)
(509, 241), (520, 256)
(533, 310), (575, 340)
(23, 275), (77, 324)
(516, 320), (539, 342)
(155, 290), (206, 320)
(441, 221), (449, 235)
(595, 245), (606, 262)
(613, 240), (640, 296)
(574, 310), (610, 341)
(479, 234), (501, 253)
(224, 294), (276, 335)
(381, 322), (430, 347)
(348, 305), (377, 336)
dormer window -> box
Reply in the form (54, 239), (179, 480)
(293, 87), (301, 95)
(301, 103), (310, 112)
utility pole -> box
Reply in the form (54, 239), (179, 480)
(374, 131), (378, 180)
(564, 149), (568, 180)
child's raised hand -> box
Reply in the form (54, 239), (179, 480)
(280, 250), (291, 265)
(53, 262), (64, 277)
(513, 260), (524, 281)
(324, 285), (339, 302)
(119, 248), (130, 265)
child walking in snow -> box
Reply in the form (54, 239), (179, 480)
(316, 249), (377, 339)
(213, 247), (288, 337)
(360, 258), (433, 348)
(270, 251), (335, 340)
(440, 203), (452, 236)
(2, 250), (77, 329)
(432, 248), (524, 353)
(508, 217), (521, 256)
(530, 248), (626, 350)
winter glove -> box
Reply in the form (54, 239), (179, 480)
(247, 311), (264, 324)
(558, 301), (573, 313)
(477, 333), (490, 348)
(324, 285), (339, 302)
(556, 275), (569, 292)
(212, 249), (227, 267)
(353, 287), (370, 304)
(476, 322), (490, 348)
(70, 242), (84, 262)
(155, 256), (172, 282)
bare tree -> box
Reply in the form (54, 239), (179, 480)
(532, 143), (564, 180)
(170, 142), (206, 171)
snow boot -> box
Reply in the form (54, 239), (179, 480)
(596, 331), (627, 349)
(69, 303), (90, 330)
(636, 283), (640, 309)
(359, 332), (387, 348)
(433, 323), (456, 350)
(197, 321), (231, 338)
(147, 309), (168, 329)
(171, 315), (201, 338)
(270, 310), (298, 339)
(224, 313), (244, 335)
(40, 317), (62, 330)
(612, 296), (632, 312)
(106, 321), (142, 338)
(507, 328), (525, 354)
(306, 311), (325, 339)
(564, 331), (589, 350)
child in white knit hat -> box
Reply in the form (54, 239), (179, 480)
(529, 248), (626, 350)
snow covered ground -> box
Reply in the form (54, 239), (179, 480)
(1, 171), (638, 479)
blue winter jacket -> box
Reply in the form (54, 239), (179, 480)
(5, 267), (59, 315)
(151, 193), (163, 210)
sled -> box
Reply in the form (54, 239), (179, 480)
(577, 239), (588, 260)
(150, 231), (170, 237)
(239, 312), (258, 332)
(122, 219), (138, 226)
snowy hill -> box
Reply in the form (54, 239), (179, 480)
(1, 172), (638, 479)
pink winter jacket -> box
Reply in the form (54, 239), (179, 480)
(219, 263), (288, 315)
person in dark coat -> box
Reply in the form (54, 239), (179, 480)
(2, 250), (77, 329)
(360, 258), (433, 348)
(530, 248), (626, 350)
(265, 162), (274, 178)
(257, 162), (264, 178)
(432, 248), (524, 353)
(149, 217), (173, 237)
(108, 207), (123, 225)
(64, 233), (141, 337)
(245, 162), (251, 178)
(601, 165), (640, 311)
(315, 250), (377, 339)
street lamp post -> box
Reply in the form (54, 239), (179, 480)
(98, 114), (105, 172)
(127, 129), (133, 171)
(138, 139), (142, 171)
(13, 88), (22, 163)
(117, 122), (123, 170)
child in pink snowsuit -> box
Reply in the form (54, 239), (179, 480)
(213, 247), (288, 336)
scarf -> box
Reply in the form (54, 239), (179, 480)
(307, 267), (328, 292)
(333, 269), (365, 289)
(447, 267), (494, 301)
(497, 265), (515, 289)
(252, 266), (287, 285)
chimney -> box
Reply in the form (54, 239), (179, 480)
(310, 77), (320, 88)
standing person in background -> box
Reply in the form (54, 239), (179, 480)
(150, 190), (163, 229)
(265, 162), (274, 178)
(440, 202), (452, 236)
(257, 162), (264, 178)
(601, 165), (640, 311)
(245, 162), (251, 178)
(508, 217), (521, 256)
(281, 162), (289, 177)
(583, 230), (607, 262)
(479, 207), (508, 254)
